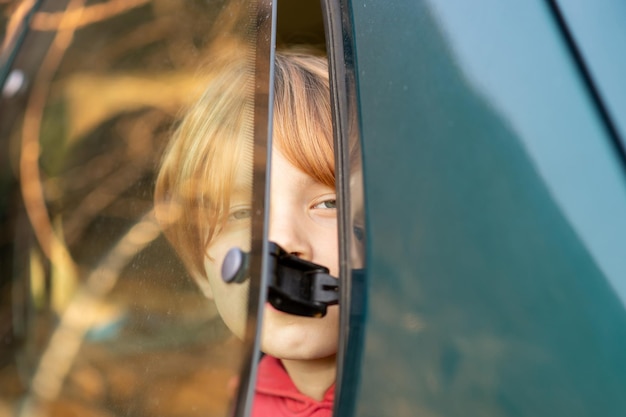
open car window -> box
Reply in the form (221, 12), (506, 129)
(0, 1), (273, 416)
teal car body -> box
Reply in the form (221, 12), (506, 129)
(335, 1), (626, 416)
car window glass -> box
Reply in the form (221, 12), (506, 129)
(0, 1), (271, 416)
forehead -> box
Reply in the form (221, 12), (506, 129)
(270, 147), (327, 189)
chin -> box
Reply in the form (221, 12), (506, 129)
(258, 302), (339, 360)
(260, 321), (336, 358)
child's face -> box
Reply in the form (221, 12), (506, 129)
(262, 147), (339, 360)
(202, 146), (339, 361)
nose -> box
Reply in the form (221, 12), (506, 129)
(268, 206), (312, 260)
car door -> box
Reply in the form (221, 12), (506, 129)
(330, 0), (626, 416)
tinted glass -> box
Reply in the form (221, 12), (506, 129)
(0, 1), (271, 416)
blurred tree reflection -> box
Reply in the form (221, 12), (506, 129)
(1, 1), (256, 416)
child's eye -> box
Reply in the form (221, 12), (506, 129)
(228, 207), (252, 221)
(353, 224), (365, 242)
(312, 199), (337, 209)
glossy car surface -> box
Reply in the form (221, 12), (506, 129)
(337, 1), (626, 416)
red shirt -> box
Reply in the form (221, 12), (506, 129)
(252, 355), (335, 417)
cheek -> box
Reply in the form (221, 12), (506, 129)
(214, 282), (250, 339)
(204, 233), (252, 340)
(313, 230), (340, 277)
(205, 230), (251, 277)
(204, 259), (250, 340)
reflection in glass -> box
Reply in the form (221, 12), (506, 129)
(0, 1), (264, 416)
